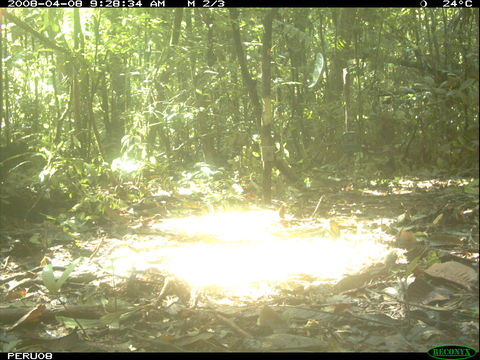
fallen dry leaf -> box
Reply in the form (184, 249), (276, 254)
(396, 230), (417, 249)
(7, 304), (47, 331)
(424, 261), (478, 289)
(257, 306), (289, 333)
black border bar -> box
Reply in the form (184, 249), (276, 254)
(4, 0), (479, 8)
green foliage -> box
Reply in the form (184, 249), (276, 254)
(69, 189), (120, 221)
(424, 250), (440, 268)
(405, 254), (422, 277)
(41, 258), (81, 294)
(1, 8), (478, 213)
(175, 162), (245, 211)
(464, 179), (479, 197)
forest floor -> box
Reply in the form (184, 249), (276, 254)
(0, 176), (478, 352)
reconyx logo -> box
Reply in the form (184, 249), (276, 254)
(427, 345), (477, 360)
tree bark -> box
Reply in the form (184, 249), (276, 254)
(229, 9), (262, 130)
(261, 9), (277, 204)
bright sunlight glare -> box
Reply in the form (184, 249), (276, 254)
(111, 158), (143, 173)
(109, 210), (391, 297)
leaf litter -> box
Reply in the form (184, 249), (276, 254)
(0, 177), (478, 352)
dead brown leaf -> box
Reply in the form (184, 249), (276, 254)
(425, 261), (478, 289)
(7, 304), (46, 331)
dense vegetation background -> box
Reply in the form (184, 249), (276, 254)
(0, 9), (478, 353)
(0, 8), (478, 224)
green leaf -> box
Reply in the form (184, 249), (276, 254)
(464, 179), (479, 195)
(57, 258), (81, 289)
(29, 233), (42, 245)
(41, 264), (59, 293)
(406, 254), (422, 276)
(308, 52), (324, 89)
(41, 258), (81, 294)
(56, 316), (108, 330)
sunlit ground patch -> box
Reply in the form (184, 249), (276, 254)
(109, 210), (391, 297)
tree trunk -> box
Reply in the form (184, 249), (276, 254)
(261, 9), (277, 204)
(229, 9), (262, 130)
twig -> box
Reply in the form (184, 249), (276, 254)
(214, 313), (253, 338)
(89, 237), (105, 260)
(57, 297), (88, 338)
(311, 195), (325, 218)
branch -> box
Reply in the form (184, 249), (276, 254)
(5, 12), (73, 58)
